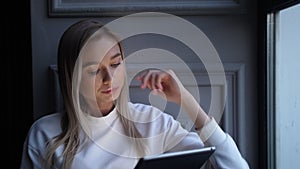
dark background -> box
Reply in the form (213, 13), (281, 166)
(3, 0), (33, 168)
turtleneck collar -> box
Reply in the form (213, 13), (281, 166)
(85, 106), (118, 126)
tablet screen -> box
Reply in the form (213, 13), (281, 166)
(134, 146), (215, 169)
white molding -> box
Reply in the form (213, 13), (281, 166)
(48, 0), (246, 17)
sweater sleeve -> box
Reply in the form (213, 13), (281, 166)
(157, 112), (203, 153)
(196, 117), (250, 169)
(20, 137), (45, 169)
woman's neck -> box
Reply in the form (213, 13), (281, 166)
(85, 101), (115, 117)
(99, 103), (115, 116)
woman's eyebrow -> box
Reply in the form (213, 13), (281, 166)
(110, 52), (121, 60)
(83, 53), (122, 67)
(83, 61), (98, 67)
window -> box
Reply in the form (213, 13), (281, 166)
(267, 2), (300, 169)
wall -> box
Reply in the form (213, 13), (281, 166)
(31, 0), (258, 167)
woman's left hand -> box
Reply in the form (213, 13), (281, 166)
(136, 69), (186, 104)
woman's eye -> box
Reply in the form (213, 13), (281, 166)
(89, 69), (100, 75)
(111, 62), (121, 68)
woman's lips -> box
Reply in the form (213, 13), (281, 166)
(101, 87), (118, 94)
(102, 89), (112, 94)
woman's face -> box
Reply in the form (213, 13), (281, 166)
(80, 35), (125, 111)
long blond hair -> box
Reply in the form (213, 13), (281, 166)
(45, 19), (146, 169)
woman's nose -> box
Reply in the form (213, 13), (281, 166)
(102, 67), (112, 84)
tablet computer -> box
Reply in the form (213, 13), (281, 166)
(134, 146), (215, 169)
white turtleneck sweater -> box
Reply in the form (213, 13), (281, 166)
(20, 102), (249, 169)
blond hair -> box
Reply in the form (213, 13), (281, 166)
(46, 19), (146, 169)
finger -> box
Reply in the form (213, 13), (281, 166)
(151, 73), (157, 89)
(136, 70), (148, 81)
(146, 74), (154, 90)
(141, 70), (152, 89)
(151, 73), (162, 94)
(135, 76), (141, 81)
(156, 73), (164, 92)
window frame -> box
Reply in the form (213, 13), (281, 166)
(260, 0), (300, 169)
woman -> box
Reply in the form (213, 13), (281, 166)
(20, 19), (249, 169)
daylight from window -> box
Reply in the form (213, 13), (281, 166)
(275, 3), (300, 169)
